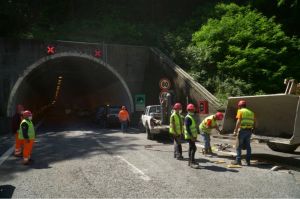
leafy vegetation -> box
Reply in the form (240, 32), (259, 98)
(186, 3), (300, 100)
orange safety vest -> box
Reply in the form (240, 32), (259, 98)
(118, 110), (129, 121)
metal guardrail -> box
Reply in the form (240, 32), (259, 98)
(150, 48), (224, 111)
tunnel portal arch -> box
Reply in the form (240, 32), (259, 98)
(7, 52), (134, 117)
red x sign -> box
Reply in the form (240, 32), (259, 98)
(47, 46), (55, 55)
(94, 49), (102, 58)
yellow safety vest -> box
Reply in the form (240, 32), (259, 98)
(184, 114), (197, 139)
(199, 115), (217, 134)
(169, 113), (183, 135)
(18, 119), (36, 140)
(239, 108), (255, 129)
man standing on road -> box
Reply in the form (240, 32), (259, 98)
(18, 110), (36, 165)
(199, 112), (224, 156)
(184, 103), (199, 168)
(118, 106), (130, 132)
(232, 100), (255, 166)
(169, 103), (184, 160)
(11, 104), (24, 157)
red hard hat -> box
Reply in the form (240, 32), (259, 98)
(238, 100), (246, 107)
(173, 103), (182, 110)
(186, 104), (195, 111)
(215, 112), (224, 120)
(22, 110), (32, 118)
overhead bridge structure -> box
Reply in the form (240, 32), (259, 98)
(0, 38), (222, 132)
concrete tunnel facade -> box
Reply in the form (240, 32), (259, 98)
(0, 38), (222, 132)
(7, 53), (134, 118)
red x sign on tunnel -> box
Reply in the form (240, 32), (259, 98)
(94, 49), (102, 58)
(47, 46), (55, 55)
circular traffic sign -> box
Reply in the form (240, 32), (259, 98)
(159, 78), (171, 90)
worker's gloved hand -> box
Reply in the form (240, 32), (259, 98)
(233, 131), (237, 136)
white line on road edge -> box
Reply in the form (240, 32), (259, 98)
(95, 138), (151, 181)
(0, 120), (44, 167)
(0, 146), (14, 166)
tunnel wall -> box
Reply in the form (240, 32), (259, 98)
(0, 38), (220, 133)
(0, 38), (150, 133)
(222, 94), (299, 139)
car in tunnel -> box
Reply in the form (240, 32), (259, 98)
(96, 105), (122, 128)
(106, 106), (122, 128)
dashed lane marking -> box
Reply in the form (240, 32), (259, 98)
(95, 138), (151, 181)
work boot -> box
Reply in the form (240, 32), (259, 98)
(22, 160), (30, 165)
(190, 161), (200, 169)
(14, 153), (22, 158)
(231, 160), (242, 165)
(246, 160), (251, 166)
(177, 155), (183, 160)
(207, 147), (216, 156)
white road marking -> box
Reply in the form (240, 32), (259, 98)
(0, 146), (14, 166)
(115, 155), (151, 181)
(95, 138), (151, 181)
(0, 120), (43, 166)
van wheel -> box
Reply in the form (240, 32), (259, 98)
(267, 142), (299, 153)
(146, 124), (154, 140)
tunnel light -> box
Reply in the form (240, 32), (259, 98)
(58, 76), (63, 79)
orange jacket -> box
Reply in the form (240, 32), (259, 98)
(118, 110), (130, 122)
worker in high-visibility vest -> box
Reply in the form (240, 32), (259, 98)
(169, 103), (184, 160)
(18, 110), (36, 165)
(184, 103), (199, 168)
(118, 106), (130, 132)
(232, 100), (255, 166)
(199, 112), (224, 155)
(11, 104), (24, 157)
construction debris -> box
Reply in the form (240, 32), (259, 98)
(227, 164), (242, 168)
(270, 166), (283, 171)
(214, 143), (232, 152)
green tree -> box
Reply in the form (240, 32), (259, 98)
(188, 3), (300, 100)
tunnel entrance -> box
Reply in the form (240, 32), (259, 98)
(7, 53), (133, 127)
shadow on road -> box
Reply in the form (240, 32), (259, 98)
(0, 185), (15, 198)
(202, 165), (239, 173)
(0, 119), (143, 182)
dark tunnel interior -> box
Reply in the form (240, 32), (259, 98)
(14, 57), (131, 128)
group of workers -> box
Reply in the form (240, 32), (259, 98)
(11, 104), (36, 165)
(169, 100), (255, 168)
(10, 100), (254, 167)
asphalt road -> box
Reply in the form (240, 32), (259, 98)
(1, 123), (300, 198)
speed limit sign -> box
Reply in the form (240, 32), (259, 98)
(159, 78), (171, 90)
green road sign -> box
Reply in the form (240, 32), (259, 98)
(135, 94), (145, 111)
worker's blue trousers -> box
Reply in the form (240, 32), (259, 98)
(236, 129), (252, 162)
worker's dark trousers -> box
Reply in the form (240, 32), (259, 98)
(236, 129), (252, 162)
(188, 140), (197, 162)
(173, 136), (182, 158)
